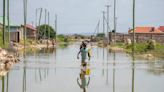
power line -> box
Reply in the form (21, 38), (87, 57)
(93, 20), (100, 36)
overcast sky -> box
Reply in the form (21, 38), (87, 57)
(0, 0), (164, 34)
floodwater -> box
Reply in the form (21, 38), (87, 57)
(0, 43), (164, 92)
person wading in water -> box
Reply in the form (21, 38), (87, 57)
(77, 42), (90, 64)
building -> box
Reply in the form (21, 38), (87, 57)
(158, 26), (164, 32)
(20, 24), (37, 39)
(108, 32), (130, 43)
(0, 16), (22, 42)
(129, 26), (164, 43)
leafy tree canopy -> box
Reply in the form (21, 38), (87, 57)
(97, 33), (105, 38)
(37, 24), (56, 39)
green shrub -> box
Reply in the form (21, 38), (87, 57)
(146, 40), (155, 50)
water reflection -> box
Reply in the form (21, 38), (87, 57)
(1, 76), (4, 92)
(34, 50), (51, 82)
(22, 63), (26, 92)
(6, 74), (9, 92)
(106, 49), (109, 85)
(39, 47), (56, 54)
(147, 62), (164, 75)
(0, 73), (9, 92)
(0, 43), (163, 92)
(131, 51), (135, 92)
(113, 52), (116, 92)
(58, 43), (69, 49)
(77, 63), (91, 92)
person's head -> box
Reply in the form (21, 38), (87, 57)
(82, 63), (87, 67)
(82, 43), (87, 49)
(82, 41), (85, 44)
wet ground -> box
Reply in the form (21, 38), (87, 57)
(0, 43), (164, 92)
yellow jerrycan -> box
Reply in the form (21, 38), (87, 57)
(86, 64), (91, 75)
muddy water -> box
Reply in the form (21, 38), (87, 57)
(0, 43), (164, 92)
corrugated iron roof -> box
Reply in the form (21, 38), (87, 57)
(129, 26), (164, 34)
(22, 24), (36, 31)
(158, 26), (164, 32)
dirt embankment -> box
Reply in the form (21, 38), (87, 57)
(0, 47), (20, 76)
(11, 39), (56, 51)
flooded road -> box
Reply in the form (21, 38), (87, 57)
(0, 43), (164, 92)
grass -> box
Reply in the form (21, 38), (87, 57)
(0, 31), (9, 48)
(109, 41), (164, 58)
(56, 35), (71, 43)
(19, 39), (36, 46)
(124, 42), (164, 58)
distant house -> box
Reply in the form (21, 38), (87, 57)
(108, 32), (130, 43)
(129, 26), (164, 43)
(158, 26), (164, 32)
(0, 16), (22, 42)
(20, 24), (37, 39)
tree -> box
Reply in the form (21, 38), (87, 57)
(97, 33), (105, 38)
(37, 24), (56, 39)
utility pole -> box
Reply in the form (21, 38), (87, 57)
(44, 9), (47, 39)
(35, 8), (38, 41)
(48, 12), (50, 40)
(97, 20), (100, 35)
(102, 11), (105, 44)
(48, 12), (50, 39)
(106, 5), (111, 44)
(114, 0), (116, 45)
(38, 8), (43, 40)
(55, 14), (57, 42)
(35, 9), (38, 27)
(2, 0), (6, 45)
(132, 0), (135, 59)
(23, 0), (27, 56)
(7, 0), (10, 44)
(102, 11), (105, 35)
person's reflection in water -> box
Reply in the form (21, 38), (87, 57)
(77, 63), (90, 92)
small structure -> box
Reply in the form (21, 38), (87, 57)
(158, 26), (164, 32)
(128, 26), (164, 43)
(0, 16), (21, 42)
(108, 32), (130, 43)
(20, 24), (37, 39)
